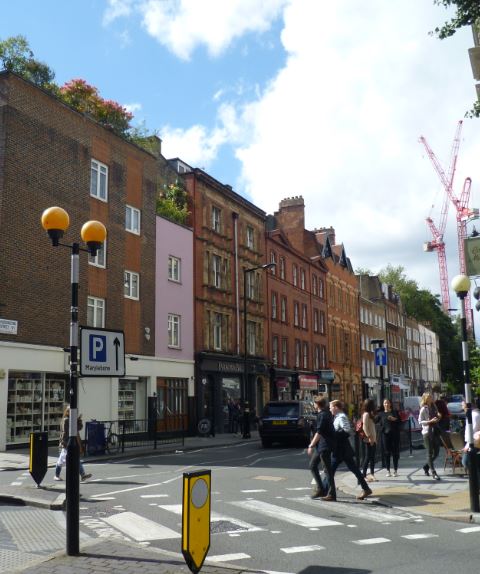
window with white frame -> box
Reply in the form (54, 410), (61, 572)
(87, 296), (105, 327)
(246, 271), (256, 299)
(321, 345), (327, 368)
(124, 270), (139, 299)
(279, 257), (285, 280)
(211, 206), (221, 232)
(303, 342), (308, 369)
(213, 313), (222, 350)
(246, 225), (254, 249)
(272, 336), (279, 366)
(294, 301), (299, 326)
(320, 311), (325, 334)
(292, 264), (298, 286)
(313, 309), (319, 333)
(271, 292), (277, 319)
(212, 255), (222, 288)
(90, 159), (108, 201)
(314, 345), (320, 370)
(300, 268), (306, 290)
(88, 241), (106, 268)
(282, 338), (288, 367)
(168, 255), (181, 282)
(270, 250), (276, 275)
(168, 313), (181, 348)
(281, 297), (287, 322)
(312, 274), (318, 296)
(247, 320), (256, 355)
(295, 340), (301, 368)
(319, 278), (324, 299)
(126, 205), (141, 235)
(302, 304), (307, 329)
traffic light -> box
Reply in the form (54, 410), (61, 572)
(473, 285), (480, 311)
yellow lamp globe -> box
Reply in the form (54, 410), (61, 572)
(81, 220), (107, 257)
(451, 274), (471, 295)
(41, 206), (70, 246)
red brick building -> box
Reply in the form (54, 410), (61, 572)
(266, 198), (329, 400)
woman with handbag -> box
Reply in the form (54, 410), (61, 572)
(361, 399), (378, 482)
(418, 392), (441, 480)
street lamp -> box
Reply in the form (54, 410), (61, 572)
(370, 339), (385, 403)
(243, 262), (276, 439)
(41, 206), (107, 555)
(451, 274), (479, 513)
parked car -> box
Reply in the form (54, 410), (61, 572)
(258, 400), (317, 448)
(447, 394), (465, 418)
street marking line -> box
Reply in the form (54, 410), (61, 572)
(102, 512), (180, 541)
(353, 538), (390, 545)
(401, 534), (439, 540)
(281, 545), (325, 554)
(285, 487), (311, 491)
(253, 475), (285, 482)
(457, 526), (480, 533)
(241, 489), (267, 493)
(207, 553), (250, 562)
(230, 500), (343, 528)
(140, 494), (169, 498)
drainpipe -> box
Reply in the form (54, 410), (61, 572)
(233, 212), (240, 355)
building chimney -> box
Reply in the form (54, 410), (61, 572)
(314, 226), (336, 246)
(274, 196), (305, 252)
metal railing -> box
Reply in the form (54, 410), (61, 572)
(84, 418), (185, 456)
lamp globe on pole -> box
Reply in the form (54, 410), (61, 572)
(451, 274), (471, 298)
(41, 206), (70, 246)
(81, 220), (107, 256)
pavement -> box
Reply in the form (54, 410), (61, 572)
(0, 432), (479, 573)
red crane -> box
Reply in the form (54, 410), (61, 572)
(420, 121), (477, 328)
(419, 121), (463, 313)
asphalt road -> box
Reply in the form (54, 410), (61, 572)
(2, 441), (480, 574)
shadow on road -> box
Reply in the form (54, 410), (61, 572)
(298, 567), (370, 574)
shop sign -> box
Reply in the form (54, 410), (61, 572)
(0, 318), (17, 334)
(299, 375), (317, 389)
(318, 369), (335, 381)
(276, 378), (289, 389)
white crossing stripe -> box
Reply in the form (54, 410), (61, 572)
(207, 553), (250, 562)
(353, 538), (390, 545)
(241, 489), (267, 493)
(280, 545), (325, 554)
(230, 500), (343, 528)
(158, 504), (263, 532)
(140, 494), (169, 498)
(402, 534), (438, 540)
(102, 512), (180, 541)
(457, 526), (480, 533)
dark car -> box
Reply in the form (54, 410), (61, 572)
(258, 400), (317, 447)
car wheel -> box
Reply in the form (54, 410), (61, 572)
(261, 438), (272, 448)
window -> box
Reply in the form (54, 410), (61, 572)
(302, 304), (307, 329)
(124, 271), (139, 299)
(292, 264), (298, 286)
(272, 336), (279, 366)
(279, 257), (286, 280)
(88, 242), (106, 268)
(282, 338), (288, 367)
(270, 250), (276, 275)
(313, 309), (319, 333)
(213, 313), (222, 350)
(90, 159), (108, 201)
(319, 278), (324, 299)
(320, 311), (326, 334)
(87, 296), (105, 327)
(300, 268), (306, 290)
(168, 314), (181, 348)
(281, 297), (287, 322)
(314, 345), (320, 370)
(246, 225), (254, 249)
(247, 320), (256, 355)
(321, 345), (327, 368)
(294, 301), (299, 326)
(168, 255), (181, 282)
(303, 342), (309, 369)
(212, 255), (222, 288)
(212, 206), (221, 232)
(126, 205), (141, 235)
(246, 271), (256, 299)
(295, 340), (301, 368)
(312, 274), (318, 296)
(271, 292), (277, 320)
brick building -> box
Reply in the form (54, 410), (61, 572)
(266, 197), (329, 400)
(0, 72), (193, 449)
(314, 227), (361, 407)
(173, 160), (268, 434)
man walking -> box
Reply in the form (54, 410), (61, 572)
(328, 400), (372, 500)
(307, 396), (336, 501)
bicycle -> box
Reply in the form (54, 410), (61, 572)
(105, 422), (121, 455)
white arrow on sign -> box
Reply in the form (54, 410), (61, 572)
(375, 347), (387, 366)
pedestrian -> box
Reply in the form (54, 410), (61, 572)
(54, 406), (92, 482)
(227, 398), (236, 433)
(377, 398), (401, 477)
(361, 398), (378, 482)
(307, 396), (336, 501)
(327, 400), (373, 500)
(435, 395), (453, 448)
(419, 392), (441, 480)
(461, 397), (480, 472)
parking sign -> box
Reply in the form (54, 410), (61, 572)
(80, 327), (125, 377)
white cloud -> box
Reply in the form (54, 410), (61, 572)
(103, 0), (134, 26)
(124, 102), (142, 114)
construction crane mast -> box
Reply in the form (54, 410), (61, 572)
(419, 121), (463, 313)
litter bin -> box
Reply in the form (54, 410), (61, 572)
(86, 421), (106, 455)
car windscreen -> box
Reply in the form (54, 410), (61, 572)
(263, 404), (299, 417)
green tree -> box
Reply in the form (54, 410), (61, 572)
(0, 35), (55, 88)
(156, 183), (190, 225)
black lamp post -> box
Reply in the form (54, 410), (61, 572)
(451, 274), (479, 513)
(370, 339), (385, 403)
(243, 262), (276, 439)
(41, 206), (106, 555)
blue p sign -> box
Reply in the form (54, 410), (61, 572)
(89, 335), (106, 362)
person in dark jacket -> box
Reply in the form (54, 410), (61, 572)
(307, 396), (336, 501)
(54, 406), (92, 482)
(377, 398), (401, 477)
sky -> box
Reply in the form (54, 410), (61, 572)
(1, 0), (479, 309)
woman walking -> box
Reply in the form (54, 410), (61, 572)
(377, 398), (401, 477)
(361, 399), (377, 482)
(419, 392), (441, 480)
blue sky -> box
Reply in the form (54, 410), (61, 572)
(2, 0), (480, 307)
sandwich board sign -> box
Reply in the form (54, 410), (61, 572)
(80, 327), (125, 377)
